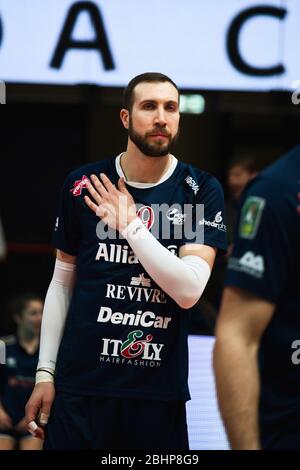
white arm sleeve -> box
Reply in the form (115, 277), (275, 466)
(36, 259), (76, 383)
(122, 218), (211, 309)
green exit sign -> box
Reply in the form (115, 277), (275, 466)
(180, 94), (205, 114)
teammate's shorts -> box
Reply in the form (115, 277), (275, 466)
(0, 427), (31, 441)
(43, 392), (189, 450)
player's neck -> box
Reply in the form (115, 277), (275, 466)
(18, 328), (39, 353)
(121, 145), (172, 183)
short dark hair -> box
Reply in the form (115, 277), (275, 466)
(10, 292), (43, 318)
(123, 72), (179, 112)
(228, 155), (258, 173)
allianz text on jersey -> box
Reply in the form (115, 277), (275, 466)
(0, 0), (298, 90)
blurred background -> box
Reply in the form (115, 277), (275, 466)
(0, 0), (300, 449)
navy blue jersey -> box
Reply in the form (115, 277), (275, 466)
(225, 145), (300, 448)
(0, 335), (38, 424)
(53, 155), (227, 401)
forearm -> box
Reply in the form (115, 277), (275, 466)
(37, 260), (75, 380)
(122, 218), (211, 309)
(213, 338), (261, 449)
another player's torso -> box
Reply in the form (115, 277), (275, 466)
(248, 152), (300, 442)
(1, 336), (37, 423)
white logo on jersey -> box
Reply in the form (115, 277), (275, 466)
(97, 306), (172, 329)
(199, 211), (227, 232)
(6, 357), (16, 368)
(166, 208), (186, 225)
(105, 280), (167, 304)
(95, 243), (138, 264)
(100, 331), (164, 366)
(228, 251), (265, 279)
(240, 252), (264, 273)
(95, 243), (179, 264)
(185, 176), (199, 195)
(214, 211), (223, 223)
(130, 273), (151, 287)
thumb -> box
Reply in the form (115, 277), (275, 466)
(26, 402), (42, 437)
(26, 401), (39, 427)
(118, 176), (129, 194)
(39, 398), (53, 426)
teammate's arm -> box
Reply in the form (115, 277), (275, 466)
(213, 286), (275, 449)
(25, 250), (76, 438)
(0, 402), (13, 430)
(179, 243), (216, 270)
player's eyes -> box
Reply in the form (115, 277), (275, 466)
(143, 103), (155, 110)
(166, 103), (178, 112)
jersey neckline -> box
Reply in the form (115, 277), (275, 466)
(115, 153), (178, 189)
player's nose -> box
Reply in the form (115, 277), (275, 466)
(153, 106), (167, 127)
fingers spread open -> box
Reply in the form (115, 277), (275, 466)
(90, 174), (108, 199)
(100, 173), (118, 194)
(84, 195), (99, 215)
(118, 177), (129, 194)
(86, 178), (103, 204)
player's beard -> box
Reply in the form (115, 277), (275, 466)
(128, 118), (179, 157)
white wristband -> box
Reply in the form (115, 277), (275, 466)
(35, 368), (55, 384)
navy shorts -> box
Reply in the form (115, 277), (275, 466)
(0, 427), (31, 441)
(44, 392), (189, 450)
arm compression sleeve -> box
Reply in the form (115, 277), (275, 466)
(121, 218), (211, 309)
(36, 259), (76, 383)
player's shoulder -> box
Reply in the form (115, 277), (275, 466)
(0, 334), (17, 348)
(243, 145), (300, 205)
(64, 157), (115, 185)
(176, 160), (223, 196)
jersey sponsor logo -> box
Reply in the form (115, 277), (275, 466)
(130, 273), (151, 287)
(185, 176), (199, 195)
(6, 356), (16, 368)
(136, 206), (155, 230)
(239, 196), (265, 239)
(166, 208), (186, 225)
(70, 175), (90, 196)
(100, 330), (164, 367)
(96, 243), (139, 264)
(228, 251), (265, 279)
(95, 243), (178, 264)
(105, 274), (168, 304)
(199, 211), (227, 232)
(97, 306), (171, 329)
(54, 217), (59, 232)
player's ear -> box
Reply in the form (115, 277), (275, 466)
(120, 108), (129, 130)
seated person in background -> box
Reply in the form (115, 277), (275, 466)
(203, 155), (258, 314)
(226, 155), (258, 251)
(0, 292), (43, 450)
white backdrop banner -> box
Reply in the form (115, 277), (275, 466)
(0, 0), (298, 90)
